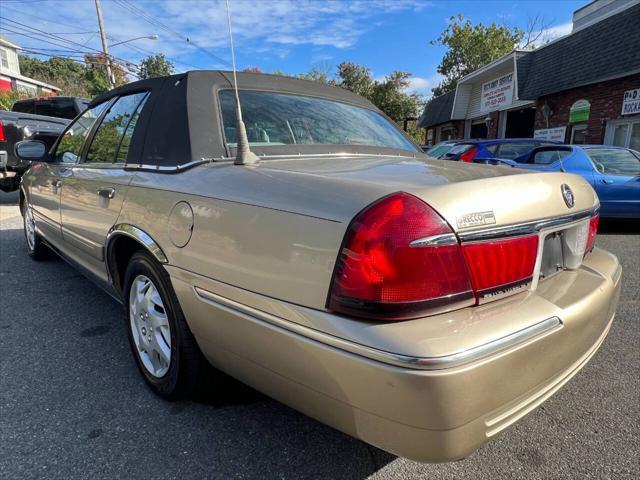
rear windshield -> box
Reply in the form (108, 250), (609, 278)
(446, 144), (474, 156)
(586, 148), (640, 175)
(219, 90), (417, 152)
(425, 143), (453, 157)
(12, 98), (78, 119)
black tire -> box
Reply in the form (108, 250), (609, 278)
(22, 206), (53, 261)
(123, 250), (209, 399)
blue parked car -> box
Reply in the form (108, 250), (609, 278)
(438, 138), (561, 162)
(490, 145), (640, 219)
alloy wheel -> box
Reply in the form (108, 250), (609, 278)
(24, 207), (36, 251)
(129, 274), (172, 378)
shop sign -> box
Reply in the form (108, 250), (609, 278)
(569, 99), (590, 123)
(622, 88), (640, 115)
(480, 73), (513, 113)
(534, 126), (567, 142)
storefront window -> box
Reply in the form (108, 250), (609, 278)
(606, 118), (640, 149)
(630, 123), (640, 150)
(612, 123), (629, 146)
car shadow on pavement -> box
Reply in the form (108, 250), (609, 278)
(0, 217), (397, 479)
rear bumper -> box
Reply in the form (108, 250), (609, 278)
(169, 247), (621, 462)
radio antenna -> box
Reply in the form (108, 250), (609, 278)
(225, 0), (259, 165)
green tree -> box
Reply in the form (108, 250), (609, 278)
(19, 54), (89, 96)
(431, 15), (523, 96)
(138, 53), (174, 79)
(335, 62), (423, 123)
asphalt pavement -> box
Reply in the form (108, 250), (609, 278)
(1, 190), (638, 479)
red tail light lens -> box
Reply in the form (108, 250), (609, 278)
(0, 120), (5, 142)
(585, 213), (599, 254)
(328, 192), (474, 320)
(461, 235), (539, 300)
(459, 146), (478, 162)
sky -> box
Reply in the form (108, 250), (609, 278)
(0, 0), (585, 97)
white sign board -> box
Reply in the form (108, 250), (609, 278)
(534, 126), (567, 142)
(622, 88), (640, 115)
(480, 73), (514, 113)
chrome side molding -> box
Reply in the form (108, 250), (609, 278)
(193, 286), (563, 371)
(106, 224), (168, 264)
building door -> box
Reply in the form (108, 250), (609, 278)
(571, 124), (588, 144)
(470, 121), (487, 139)
(505, 107), (535, 138)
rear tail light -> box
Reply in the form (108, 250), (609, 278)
(328, 193), (542, 320)
(328, 192), (474, 320)
(459, 146), (478, 162)
(461, 235), (539, 300)
(0, 120), (5, 142)
(585, 213), (599, 254)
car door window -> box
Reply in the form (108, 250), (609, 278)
(53, 102), (109, 164)
(586, 148), (640, 176)
(531, 149), (571, 165)
(115, 94), (149, 163)
(85, 92), (148, 164)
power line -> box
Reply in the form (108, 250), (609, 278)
(112, 0), (229, 67)
(0, 17), (137, 67)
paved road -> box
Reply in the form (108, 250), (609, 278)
(1, 191), (638, 479)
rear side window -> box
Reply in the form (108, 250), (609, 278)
(12, 100), (35, 114)
(54, 103), (109, 163)
(531, 149), (571, 165)
(484, 144), (499, 155)
(85, 92), (148, 164)
(496, 142), (535, 159)
(586, 148), (640, 175)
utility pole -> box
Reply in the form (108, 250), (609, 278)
(94, 0), (114, 89)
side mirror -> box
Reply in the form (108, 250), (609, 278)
(595, 163), (605, 174)
(14, 140), (47, 162)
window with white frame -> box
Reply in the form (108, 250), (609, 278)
(605, 117), (640, 151)
(0, 48), (9, 69)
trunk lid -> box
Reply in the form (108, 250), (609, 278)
(258, 155), (598, 230)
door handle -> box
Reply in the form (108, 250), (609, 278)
(97, 188), (116, 199)
(601, 179), (614, 184)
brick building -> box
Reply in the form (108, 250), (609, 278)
(418, 0), (640, 150)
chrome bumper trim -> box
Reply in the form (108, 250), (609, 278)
(194, 286), (563, 371)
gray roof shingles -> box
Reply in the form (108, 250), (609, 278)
(417, 90), (456, 128)
(517, 3), (640, 99)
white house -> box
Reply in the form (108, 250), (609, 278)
(0, 35), (61, 96)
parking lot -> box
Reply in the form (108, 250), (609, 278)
(0, 189), (638, 480)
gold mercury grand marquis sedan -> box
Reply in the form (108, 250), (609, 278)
(16, 71), (621, 462)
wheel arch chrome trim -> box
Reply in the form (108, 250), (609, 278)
(106, 224), (169, 264)
(193, 286), (563, 371)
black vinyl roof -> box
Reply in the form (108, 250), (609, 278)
(416, 90), (457, 129)
(90, 71), (381, 167)
(517, 3), (640, 99)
